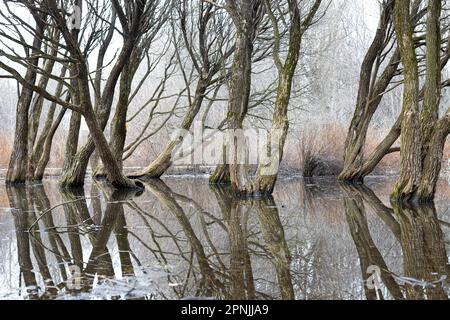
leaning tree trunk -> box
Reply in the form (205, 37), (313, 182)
(339, 0), (430, 183)
(94, 60), (136, 178)
(339, 51), (402, 182)
(60, 40), (137, 188)
(339, 1), (398, 182)
(61, 60), (141, 190)
(81, 102), (141, 189)
(391, 0), (422, 202)
(130, 77), (209, 180)
(255, 0), (304, 195)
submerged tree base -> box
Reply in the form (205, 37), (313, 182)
(338, 169), (366, 184)
(60, 173), (144, 191)
(209, 165), (231, 185)
(390, 190), (436, 205)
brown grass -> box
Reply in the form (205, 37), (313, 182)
(0, 129), (67, 176)
(0, 131), (12, 168)
(0, 124), (441, 179)
(282, 124), (401, 177)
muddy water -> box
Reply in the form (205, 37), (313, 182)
(0, 176), (449, 300)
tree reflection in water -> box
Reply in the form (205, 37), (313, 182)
(341, 183), (450, 300)
(5, 180), (295, 300)
(2, 178), (450, 300)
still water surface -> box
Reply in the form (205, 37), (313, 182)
(1, 176), (450, 300)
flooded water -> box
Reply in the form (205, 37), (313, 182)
(1, 175), (450, 300)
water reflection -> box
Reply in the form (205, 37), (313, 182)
(342, 183), (450, 300)
(1, 177), (450, 300)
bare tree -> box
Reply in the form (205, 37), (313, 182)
(130, 0), (235, 180)
(391, 0), (450, 202)
(59, 0), (168, 188)
(255, 0), (323, 195)
(1, 2), (48, 184)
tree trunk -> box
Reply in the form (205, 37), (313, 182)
(33, 107), (67, 180)
(27, 56), (57, 179)
(60, 40), (137, 188)
(28, 67), (68, 181)
(419, 0), (441, 158)
(255, 0), (304, 194)
(60, 58), (142, 190)
(339, 1), (398, 182)
(130, 77), (209, 180)
(81, 105), (142, 189)
(27, 102), (56, 180)
(356, 116), (402, 179)
(227, 27), (255, 196)
(411, 0), (443, 203)
(61, 110), (82, 182)
(391, 0), (422, 202)
(94, 61), (136, 178)
(6, 20), (46, 184)
(415, 115), (450, 202)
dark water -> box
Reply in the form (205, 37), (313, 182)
(1, 175), (450, 300)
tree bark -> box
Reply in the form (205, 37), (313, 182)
(94, 60), (136, 178)
(27, 50), (58, 180)
(28, 67), (68, 181)
(61, 110), (82, 180)
(255, 0), (314, 195)
(33, 107), (67, 180)
(412, 0), (443, 202)
(419, 0), (441, 158)
(391, 0), (422, 202)
(60, 42), (135, 188)
(225, 1), (262, 196)
(415, 114), (450, 201)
